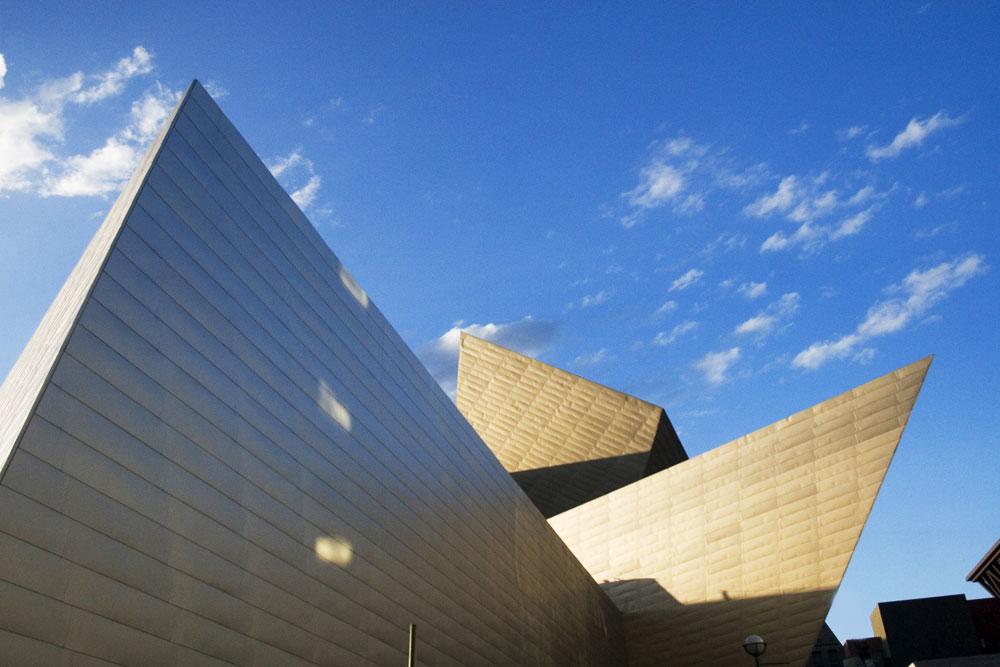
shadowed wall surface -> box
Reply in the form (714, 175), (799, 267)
(0, 81), (625, 666)
(457, 333), (686, 517)
(550, 358), (930, 667)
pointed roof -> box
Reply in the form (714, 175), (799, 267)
(549, 357), (931, 666)
(0, 81), (194, 479)
(0, 81), (626, 665)
(456, 332), (687, 516)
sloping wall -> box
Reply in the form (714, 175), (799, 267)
(0, 81), (625, 666)
(550, 358), (930, 666)
(457, 333), (686, 516)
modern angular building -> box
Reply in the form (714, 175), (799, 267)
(0, 81), (930, 666)
(843, 594), (1000, 666)
(970, 539), (1000, 599)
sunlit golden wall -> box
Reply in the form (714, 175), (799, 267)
(549, 358), (929, 667)
(457, 334), (686, 516)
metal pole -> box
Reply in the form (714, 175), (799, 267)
(754, 656), (760, 667)
(407, 624), (416, 667)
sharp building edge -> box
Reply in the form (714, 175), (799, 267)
(549, 356), (931, 667)
(456, 333), (688, 517)
(0, 78), (932, 667)
(0, 81), (626, 665)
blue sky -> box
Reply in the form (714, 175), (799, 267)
(1, 2), (997, 642)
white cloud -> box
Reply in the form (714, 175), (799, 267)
(789, 121), (810, 135)
(789, 188), (838, 223)
(653, 321), (697, 346)
(746, 172), (880, 236)
(418, 316), (560, 397)
(203, 81), (229, 99)
(735, 292), (799, 336)
(761, 208), (875, 253)
(654, 300), (678, 317)
(837, 125), (866, 141)
(73, 47), (153, 105)
(268, 150), (311, 177)
(625, 162), (684, 208)
(830, 209), (873, 240)
(0, 52), (6, 90)
(573, 349), (607, 367)
(734, 313), (774, 336)
(291, 175), (321, 209)
(793, 254), (986, 369)
(43, 83), (180, 197)
(694, 347), (740, 385)
(121, 83), (178, 142)
(269, 149), (323, 211)
(43, 138), (139, 197)
(581, 290), (610, 307)
(847, 185), (876, 206)
(738, 281), (767, 299)
(670, 268), (704, 291)
(0, 46), (157, 196)
(0, 97), (60, 192)
(619, 133), (761, 227)
(743, 175), (798, 218)
(677, 193), (705, 214)
(914, 192), (929, 208)
(866, 111), (963, 161)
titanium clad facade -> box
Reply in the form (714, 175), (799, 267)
(549, 358), (931, 667)
(457, 333), (687, 517)
(0, 82), (626, 666)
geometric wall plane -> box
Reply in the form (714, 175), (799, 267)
(549, 357), (931, 667)
(457, 333), (687, 517)
(0, 81), (626, 665)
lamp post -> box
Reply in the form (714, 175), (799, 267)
(742, 634), (767, 667)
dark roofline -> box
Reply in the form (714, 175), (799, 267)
(967, 538), (1000, 582)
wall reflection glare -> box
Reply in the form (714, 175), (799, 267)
(318, 379), (352, 431)
(315, 536), (353, 566)
(339, 266), (369, 308)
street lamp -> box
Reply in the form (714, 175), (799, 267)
(743, 634), (767, 667)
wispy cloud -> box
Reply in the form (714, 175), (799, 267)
(743, 175), (799, 218)
(43, 83), (180, 197)
(761, 208), (874, 254)
(793, 254), (986, 369)
(653, 320), (698, 346)
(0, 52), (6, 90)
(654, 300), (678, 317)
(363, 105), (382, 125)
(0, 46), (157, 196)
(694, 347), (741, 385)
(619, 133), (767, 228)
(745, 173), (880, 231)
(670, 268), (704, 291)
(581, 290), (610, 307)
(837, 125), (867, 142)
(72, 47), (153, 104)
(269, 149), (323, 211)
(202, 81), (228, 100)
(268, 150), (312, 177)
(419, 316), (560, 397)
(291, 175), (321, 209)
(789, 120), (810, 135)
(738, 281), (767, 299)
(625, 162), (685, 208)
(734, 292), (800, 337)
(573, 349), (608, 367)
(866, 111), (963, 161)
